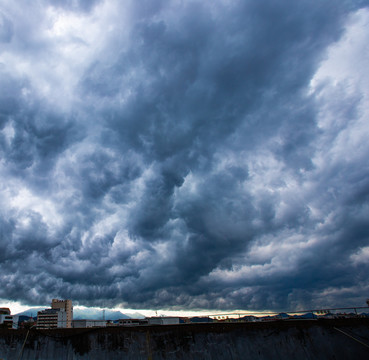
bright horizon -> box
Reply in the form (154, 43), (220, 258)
(0, 300), (261, 318)
(2, 299), (368, 319)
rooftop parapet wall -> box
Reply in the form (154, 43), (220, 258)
(0, 318), (369, 359)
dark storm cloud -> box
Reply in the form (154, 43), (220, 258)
(1, 0), (369, 311)
(0, 72), (79, 183)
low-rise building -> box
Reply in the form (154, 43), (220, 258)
(147, 317), (180, 325)
(73, 319), (107, 328)
(0, 314), (19, 329)
(106, 320), (118, 327)
(118, 318), (148, 326)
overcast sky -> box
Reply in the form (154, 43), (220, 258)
(0, 0), (369, 313)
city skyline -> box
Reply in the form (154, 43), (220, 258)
(0, 0), (369, 313)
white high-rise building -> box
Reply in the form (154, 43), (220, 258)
(36, 309), (67, 329)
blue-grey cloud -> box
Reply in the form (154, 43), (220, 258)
(0, 10), (13, 43)
(0, 0), (369, 312)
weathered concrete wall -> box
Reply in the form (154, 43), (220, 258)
(0, 318), (368, 359)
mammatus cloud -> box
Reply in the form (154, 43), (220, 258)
(0, 0), (369, 311)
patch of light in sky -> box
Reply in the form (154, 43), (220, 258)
(310, 8), (369, 93)
(0, 300), (37, 314)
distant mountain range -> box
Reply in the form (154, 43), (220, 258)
(16, 308), (44, 318)
(16, 308), (145, 320)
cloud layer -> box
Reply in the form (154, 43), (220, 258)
(1, 0), (369, 311)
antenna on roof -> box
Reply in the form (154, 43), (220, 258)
(103, 309), (105, 321)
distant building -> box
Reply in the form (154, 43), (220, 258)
(189, 316), (213, 323)
(73, 319), (107, 328)
(118, 318), (148, 326)
(37, 309), (67, 329)
(238, 315), (258, 322)
(106, 320), (118, 327)
(51, 299), (73, 328)
(36, 299), (73, 329)
(19, 316), (36, 329)
(147, 317), (180, 325)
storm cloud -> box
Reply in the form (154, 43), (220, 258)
(1, 0), (369, 312)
